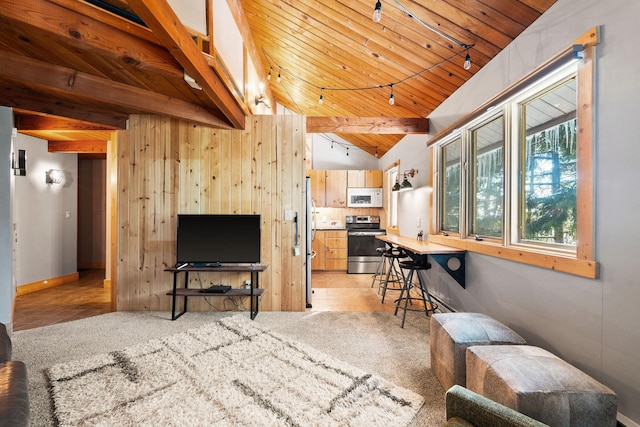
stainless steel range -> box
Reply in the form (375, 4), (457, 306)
(346, 215), (386, 274)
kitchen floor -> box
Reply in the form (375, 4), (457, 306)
(12, 270), (402, 331)
(310, 271), (398, 313)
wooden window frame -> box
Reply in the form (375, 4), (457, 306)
(429, 28), (599, 279)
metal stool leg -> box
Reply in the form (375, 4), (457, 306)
(394, 261), (437, 328)
(370, 248), (387, 289)
(381, 255), (404, 303)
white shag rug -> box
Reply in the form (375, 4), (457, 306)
(48, 314), (424, 426)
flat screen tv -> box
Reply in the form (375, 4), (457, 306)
(176, 214), (261, 266)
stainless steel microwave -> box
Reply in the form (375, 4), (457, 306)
(347, 188), (383, 208)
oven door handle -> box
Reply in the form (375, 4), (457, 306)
(348, 231), (386, 236)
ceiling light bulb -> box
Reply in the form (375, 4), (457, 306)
(318, 89), (324, 105)
(277, 70), (281, 82)
(464, 53), (471, 70)
(267, 67), (272, 80)
(372, 0), (382, 22)
(389, 85), (395, 105)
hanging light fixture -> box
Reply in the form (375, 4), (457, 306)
(392, 168), (419, 192)
(372, 0), (382, 23)
(277, 68), (282, 82)
(267, 66), (273, 80)
(392, 177), (401, 192)
(393, 0), (474, 70)
(464, 52), (472, 70)
(399, 176), (412, 191)
(318, 88), (324, 105)
(388, 84), (395, 105)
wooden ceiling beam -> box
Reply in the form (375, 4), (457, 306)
(1, 84), (128, 128)
(126, 0), (246, 129)
(15, 114), (115, 131)
(0, 51), (234, 129)
(0, 0), (182, 80)
(307, 117), (429, 134)
(48, 140), (108, 153)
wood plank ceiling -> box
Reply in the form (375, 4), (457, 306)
(0, 0), (557, 157)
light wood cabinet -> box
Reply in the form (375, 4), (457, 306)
(311, 230), (348, 270)
(311, 229), (325, 270)
(309, 169), (347, 207)
(347, 169), (383, 188)
(309, 169), (326, 206)
(325, 170), (347, 207)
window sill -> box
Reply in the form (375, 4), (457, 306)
(428, 234), (598, 279)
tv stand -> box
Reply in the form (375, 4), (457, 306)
(165, 264), (267, 320)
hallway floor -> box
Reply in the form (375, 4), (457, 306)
(12, 270), (403, 331)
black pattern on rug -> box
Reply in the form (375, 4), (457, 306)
(48, 314), (424, 426)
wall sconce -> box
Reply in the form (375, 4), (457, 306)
(392, 168), (419, 192)
(255, 94), (270, 108)
(46, 169), (64, 185)
(12, 149), (26, 176)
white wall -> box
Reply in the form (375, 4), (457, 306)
(380, 0), (640, 423)
(13, 134), (78, 286)
(309, 133), (379, 169)
(0, 108), (13, 327)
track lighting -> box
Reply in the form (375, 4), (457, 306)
(372, 0), (382, 23)
(389, 84), (395, 105)
(464, 53), (471, 70)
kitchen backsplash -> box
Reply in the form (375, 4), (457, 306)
(313, 207), (385, 229)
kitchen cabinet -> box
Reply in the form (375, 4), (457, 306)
(347, 170), (383, 188)
(309, 169), (347, 207)
(309, 169), (326, 206)
(311, 230), (347, 270)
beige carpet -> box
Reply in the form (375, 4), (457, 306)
(12, 310), (446, 426)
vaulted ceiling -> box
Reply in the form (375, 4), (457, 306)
(0, 0), (557, 157)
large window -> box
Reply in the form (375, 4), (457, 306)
(518, 78), (577, 248)
(471, 116), (504, 238)
(430, 35), (597, 278)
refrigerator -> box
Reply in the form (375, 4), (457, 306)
(305, 177), (316, 308)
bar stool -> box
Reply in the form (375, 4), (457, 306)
(376, 247), (406, 303)
(395, 259), (438, 328)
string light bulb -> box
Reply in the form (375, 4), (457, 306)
(372, 0), (382, 23)
(267, 66), (272, 80)
(318, 88), (324, 105)
(277, 68), (281, 82)
(388, 84), (395, 105)
(464, 52), (471, 70)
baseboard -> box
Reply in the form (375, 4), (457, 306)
(77, 262), (106, 269)
(16, 272), (80, 296)
(618, 412), (640, 427)
(103, 279), (111, 289)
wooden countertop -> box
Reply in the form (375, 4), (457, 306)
(376, 234), (465, 255)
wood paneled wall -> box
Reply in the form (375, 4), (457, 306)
(115, 114), (306, 312)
